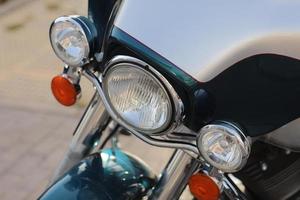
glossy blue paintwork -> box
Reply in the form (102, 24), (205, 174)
(39, 148), (156, 200)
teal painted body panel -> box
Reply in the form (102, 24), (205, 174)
(111, 26), (198, 87)
(39, 148), (156, 200)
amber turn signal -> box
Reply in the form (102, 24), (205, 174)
(188, 173), (220, 200)
(51, 75), (79, 106)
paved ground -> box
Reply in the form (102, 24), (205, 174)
(0, 103), (82, 200)
(0, 1), (175, 199)
(0, 1), (90, 199)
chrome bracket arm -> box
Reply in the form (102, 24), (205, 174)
(149, 149), (201, 200)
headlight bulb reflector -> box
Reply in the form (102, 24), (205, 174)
(103, 63), (172, 134)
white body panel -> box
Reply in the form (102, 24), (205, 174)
(114, 0), (300, 150)
(115, 0), (300, 82)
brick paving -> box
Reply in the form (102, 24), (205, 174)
(0, 1), (176, 199)
(0, 102), (82, 200)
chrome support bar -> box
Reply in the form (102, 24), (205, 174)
(50, 92), (109, 183)
(83, 69), (199, 156)
(223, 175), (248, 200)
(149, 149), (201, 200)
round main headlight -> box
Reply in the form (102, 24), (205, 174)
(49, 16), (96, 66)
(103, 63), (173, 134)
(197, 122), (251, 172)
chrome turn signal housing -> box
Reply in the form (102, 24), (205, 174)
(197, 122), (251, 173)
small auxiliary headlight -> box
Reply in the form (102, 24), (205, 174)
(197, 122), (251, 172)
(102, 63), (173, 134)
(49, 15), (97, 67)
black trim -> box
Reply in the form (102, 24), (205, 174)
(203, 54), (300, 136)
(88, 0), (117, 53)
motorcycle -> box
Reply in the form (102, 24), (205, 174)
(38, 0), (300, 199)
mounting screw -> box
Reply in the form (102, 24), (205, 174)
(260, 162), (268, 171)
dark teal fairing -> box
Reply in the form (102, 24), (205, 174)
(110, 26), (197, 88)
(88, 0), (116, 52)
(39, 148), (156, 200)
(109, 26), (215, 131)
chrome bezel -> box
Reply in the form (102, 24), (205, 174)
(83, 67), (199, 155)
(197, 121), (251, 173)
(101, 56), (184, 135)
(49, 15), (93, 67)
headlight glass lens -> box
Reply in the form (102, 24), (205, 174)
(103, 64), (172, 133)
(198, 123), (250, 172)
(50, 16), (89, 66)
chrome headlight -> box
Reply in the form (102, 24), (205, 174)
(102, 58), (181, 134)
(49, 15), (97, 66)
(197, 122), (251, 172)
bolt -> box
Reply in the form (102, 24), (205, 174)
(285, 149), (291, 155)
(261, 162), (268, 171)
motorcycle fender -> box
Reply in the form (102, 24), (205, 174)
(38, 148), (157, 200)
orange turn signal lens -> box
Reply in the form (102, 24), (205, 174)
(51, 75), (78, 106)
(188, 173), (220, 200)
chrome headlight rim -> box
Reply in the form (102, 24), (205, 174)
(102, 56), (184, 135)
(49, 15), (97, 67)
(197, 121), (251, 172)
